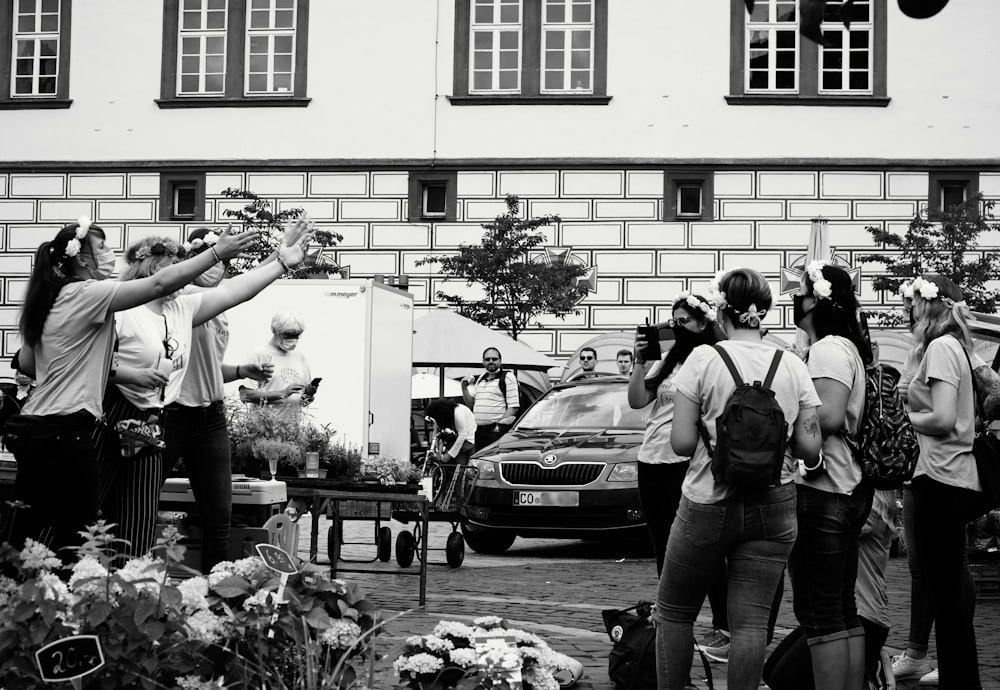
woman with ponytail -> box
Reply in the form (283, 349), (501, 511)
(7, 219), (256, 562)
(903, 274), (983, 689)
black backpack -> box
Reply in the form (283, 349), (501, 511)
(843, 362), (919, 489)
(699, 345), (788, 491)
(476, 369), (527, 419)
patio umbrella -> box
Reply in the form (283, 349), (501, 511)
(413, 304), (559, 397)
(411, 373), (462, 399)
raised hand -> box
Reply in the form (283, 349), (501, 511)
(214, 223), (259, 262)
(282, 215), (314, 248)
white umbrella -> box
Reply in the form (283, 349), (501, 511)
(795, 217), (831, 352)
(411, 373), (462, 399)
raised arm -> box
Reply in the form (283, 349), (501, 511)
(627, 332), (656, 408)
(110, 227), (258, 313)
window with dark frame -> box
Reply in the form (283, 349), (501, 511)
(728, 0), (888, 106)
(452, 0), (610, 105)
(0, 0), (72, 109)
(664, 171), (714, 222)
(928, 171), (979, 213)
(158, 0), (310, 108)
(160, 173), (206, 222)
(408, 171), (458, 222)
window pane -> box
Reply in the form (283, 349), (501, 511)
(40, 39), (56, 56)
(499, 31), (518, 49)
(776, 70), (795, 89)
(15, 59), (32, 76)
(776, 49), (795, 69)
(18, 0), (36, 11)
(749, 71), (768, 90)
(275, 36), (293, 53)
(423, 184), (447, 215)
(14, 77), (33, 94)
(275, 10), (294, 28)
(473, 52), (492, 69)
(749, 30), (768, 50)
(207, 11), (226, 29)
(499, 2), (519, 23)
(249, 35), (268, 52)
(208, 0), (226, 8)
(848, 72), (868, 90)
(849, 51), (868, 69)
(17, 16), (34, 32)
(248, 73), (268, 92)
(570, 70), (589, 89)
(206, 36), (225, 53)
(776, 1), (796, 22)
(822, 72), (842, 90)
(473, 72), (492, 90)
(850, 31), (869, 49)
(36, 76), (55, 93)
(174, 186), (197, 217)
(546, 31), (564, 48)
(546, 3), (565, 23)
(942, 183), (967, 209)
(181, 75), (200, 93)
(500, 51), (518, 69)
(571, 29), (589, 49)
(273, 73), (292, 91)
(474, 5), (493, 24)
(249, 55), (268, 72)
(776, 29), (795, 48)
(40, 14), (58, 32)
(16, 41), (34, 58)
(499, 71), (518, 89)
(678, 185), (702, 215)
(571, 51), (589, 69)
(572, 1), (591, 22)
(250, 10), (269, 29)
(544, 72), (562, 90)
(474, 32), (493, 49)
(274, 54), (292, 72)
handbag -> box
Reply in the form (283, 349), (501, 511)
(961, 348), (1000, 518)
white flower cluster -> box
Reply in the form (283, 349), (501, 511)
(672, 290), (717, 322)
(479, 640), (522, 672)
(422, 634), (455, 653)
(64, 216), (91, 258)
(448, 647), (480, 668)
(319, 618), (362, 650)
(185, 608), (226, 644)
(393, 651), (445, 676)
(522, 665), (560, 690)
(176, 674), (225, 689)
(211, 556), (271, 583)
(19, 539), (63, 572)
(117, 555), (163, 598)
(177, 576), (210, 611)
(477, 626), (542, 646)
(68, 556), (114, 597)
(0, 575), (21, 610)
(432, 620), (475, 640)
(806, 260), (833, 300)
(241, 589), (273, 612)
(707, 267), (740, 310)
(899, 276), (941, 301)
(473, 615), (505, 629)
(37, 572), (72, 603)
(182, 231), (220, 255)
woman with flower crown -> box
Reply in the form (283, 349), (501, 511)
(7, 219), (257, 562)
(654, 267), (822, 690)
(98, 221), (312, 560)
(769, 261), (875, 690)
(898, 274), (983, 690)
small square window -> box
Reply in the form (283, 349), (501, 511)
(928, 171), (978, 213)
(422, 183), (448, 217)
(173, 183), (198, 218)
(160, 172), (206, 221)
(677, 184), (703, 217)
(940, 181), (967, 211)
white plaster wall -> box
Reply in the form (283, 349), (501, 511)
(1, 0), (998, 162)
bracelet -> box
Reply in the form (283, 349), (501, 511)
(236, 365), (242, 378)
(801, 451), (825, 473)
(210, 246), (222, 263)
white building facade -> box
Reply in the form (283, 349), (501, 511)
(0, 0), (998, 358)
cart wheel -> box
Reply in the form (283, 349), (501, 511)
(396, 530), (415, 568)
(445, 531), (465, 568)
(377, 526), (392, 562)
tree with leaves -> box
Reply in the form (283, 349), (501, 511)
(220, 187), (343, 277)
(858, 194), (1000, 324)
(416, 194), (590, 341)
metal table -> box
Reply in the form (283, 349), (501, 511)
(285, 481), (430, 606)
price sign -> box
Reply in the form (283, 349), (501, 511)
(255, 543), (298, 575)
(35, 635), (105, 684)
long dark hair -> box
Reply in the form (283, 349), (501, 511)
(425, 398), (458, 431)
(806, 264), (873, 365)
(19, 222), (106, 348)
(647, 294), (721, 389)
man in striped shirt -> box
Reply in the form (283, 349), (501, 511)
(461, 347), (519, 450)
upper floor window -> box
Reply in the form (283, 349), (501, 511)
(452, 0), (610, 105)
(0, 0), (72, 109)
(159, 0), (310, 108)
(728, 0), (889, 106)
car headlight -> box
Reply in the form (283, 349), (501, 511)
(470, 458), (497, 480)
(608, 462), (638, 482)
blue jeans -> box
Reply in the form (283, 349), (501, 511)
(788, 484), (873, 642)
(164, 402), (232, 573)
(655, 483), (797, 690)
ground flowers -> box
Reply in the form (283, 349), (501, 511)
(395, 616), (579, 690)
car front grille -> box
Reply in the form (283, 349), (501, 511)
(499, 461), (606, 486)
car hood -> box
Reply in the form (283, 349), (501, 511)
(473, 428), (643, 464)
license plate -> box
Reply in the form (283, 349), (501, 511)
(513, 491), (579, 507)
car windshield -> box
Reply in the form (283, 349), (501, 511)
(515, 383), (648, 430)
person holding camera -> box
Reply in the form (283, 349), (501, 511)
(462, 347), (519, 450)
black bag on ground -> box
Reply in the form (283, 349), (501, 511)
(700, 345), (788, 491)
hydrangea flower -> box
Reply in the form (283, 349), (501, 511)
(393, 652), (445, 676)
(448, 647), (480, 668)
(68, 556), (111, 596)
(422, 634), (455, 653)
(19, 539), (62, 572)
(432, 620), (475, 640)
(319, 619), (362, 650)
(185, 608), (226, 643)
(177, 576), (210, 611)
(473, 614), (505, 629)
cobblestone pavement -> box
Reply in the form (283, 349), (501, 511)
(297, 517), (1000, 689)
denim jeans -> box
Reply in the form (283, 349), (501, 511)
(654, 483), (797, 690)
(788, 483), (873, 642)
(910, 476), (982, 690)
(164, 402), (232, 573)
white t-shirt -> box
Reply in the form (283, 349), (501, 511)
(637, 362), (685, 465)
(23, 280), (121, 419)
(114, 294), (204, 410)
(797, 335), (865, 495)
(248, 342), (312, 419)
(908, 336), (978, 491)
(177, 308), (229, 407)
(673, 340), (822, 504)
(447, 405), (477, 458)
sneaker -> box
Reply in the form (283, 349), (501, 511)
(919, 668), (939, 686)
(891, 653), (933, 681)
(697, 629), (730, 663)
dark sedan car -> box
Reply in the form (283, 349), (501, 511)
(461, 375), (651, 554)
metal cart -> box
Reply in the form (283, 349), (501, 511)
(392, 425), (479, 568)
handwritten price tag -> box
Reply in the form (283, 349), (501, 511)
(35, 635), (105, 684)
(255, 543), (297, 575)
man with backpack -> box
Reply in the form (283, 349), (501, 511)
(462, 347), (519, 450)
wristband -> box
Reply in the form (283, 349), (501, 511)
(277, 257), (292, 273)
(210, 246), (222, 264)
(236, 365), (242, 378)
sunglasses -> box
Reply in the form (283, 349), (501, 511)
(580, 356), (595, 361)
(280, 331), (302, 339)
(483, 357), (500, 362)
(668, 316), (694, 327)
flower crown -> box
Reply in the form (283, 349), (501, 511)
(129, 239), (183, 263)
(61, 216), (92, 259)
(707, 266), (768, 327)
(898, 276), (941, 302)
(805, 260), (833, 300)
(672, 291), (717, 322)
(182, 231), (220, 255)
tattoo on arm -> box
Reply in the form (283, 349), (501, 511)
(803, 415), (819, 436)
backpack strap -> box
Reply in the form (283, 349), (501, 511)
(713, 344), (745, 387)
(762, 349), (784, 389)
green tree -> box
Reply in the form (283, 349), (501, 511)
(220, 187), (343, 277)
(416, 194), (589, 340)
(858, 194), (1000, 324)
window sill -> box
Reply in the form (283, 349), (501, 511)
(0, 98), (72, 110)
(448, 94), (612, 106)
(725, 94), (890, 107)
(155, 97), (311, 109)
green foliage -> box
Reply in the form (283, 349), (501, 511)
(220, 187), (344, 278)
(415, 194), (589, 340)
(226, 400), (345, 475)
(859, 194), (1000, 325)
(325, 442), (364, 479)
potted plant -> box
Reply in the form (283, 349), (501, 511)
(250, 437), (300, 478)
(325, 442), (363, 482)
